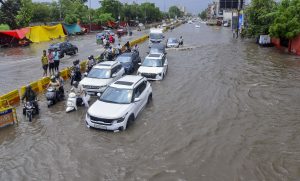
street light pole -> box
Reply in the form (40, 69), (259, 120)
(89, 0), (92, 32)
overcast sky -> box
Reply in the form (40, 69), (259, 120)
(33, 0), (214, 14)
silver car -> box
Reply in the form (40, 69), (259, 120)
(166, 38), (179, 48)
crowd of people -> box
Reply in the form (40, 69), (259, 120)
(41, 48), (61, 77)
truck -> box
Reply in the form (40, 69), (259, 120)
(149, 28), (164, 47)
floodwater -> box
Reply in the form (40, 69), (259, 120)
(1, 24), (300, 181)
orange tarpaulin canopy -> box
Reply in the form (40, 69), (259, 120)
(0, 28), (30, 39)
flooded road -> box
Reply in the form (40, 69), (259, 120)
(1, 24), (300, 180)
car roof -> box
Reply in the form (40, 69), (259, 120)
(168, 37), (177, 40)
(118, 52), (133, 57)
(94, 61), (119, 69)
(146, 53), (163, 59)
(110, 75), (144, 89)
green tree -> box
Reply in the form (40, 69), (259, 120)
(0, 0), (21, 29)
(31, 3), (52, 23)
(16, 0), (33, 27)
(60, 0), (89, 24)
(99, 0), (123, 20)
(168, 6), (183, 19)
(269, 0), (300, 39)
(140, 2), (162, 23)
(95, 13), (115, 24)
(198, 10), (207, 20)
(244, 0), (277, 37)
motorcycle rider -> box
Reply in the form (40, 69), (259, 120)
(115, 43), (122, 55)
(55, 72), (64, 96)
(48, 76), (61, 100)
(71, 81), (89, 108)
(179, 36), (183, 46)
(71, 60), (82, 85)
(21, 85), (39, 114)
(87, 55), (96, 73)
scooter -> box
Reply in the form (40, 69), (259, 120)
(23, 100), (39, 122)
(46, 87), (63, 107)
(66, 92), (90, 113)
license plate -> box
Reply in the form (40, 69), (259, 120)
(94, 124), (107, 129)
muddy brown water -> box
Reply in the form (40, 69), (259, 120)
(1, 24), (300, 181)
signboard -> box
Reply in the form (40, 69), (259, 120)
(220, 0), (243, 9)
(0, 108), (15, 128)
(238, 14), (244, 29)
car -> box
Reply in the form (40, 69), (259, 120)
(149, 43), (166, 55)
(137, 53), (168, 80)
(79, 61), (125, 95)
(85, 75), (153, 131)
(162, 23), (167, 27)
(166, 38), (180, 48)
(104, 29), (115, 36)
(115, 52), (141, 74)
(48, 42), (78, 58)
(117, 28), (127, 36)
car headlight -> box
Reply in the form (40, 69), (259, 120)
(114, 113), (128, 123)
(158, 73), (162, 76)
(86, 113), (90, 120)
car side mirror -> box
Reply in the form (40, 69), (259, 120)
(138, 62), (141, 65)
(97, 93), (101, 97)
(134, 97), (141, 102)
(84, 72), (88, 77)
(164, 62), (168, 66)
(112, 73), (117, 78)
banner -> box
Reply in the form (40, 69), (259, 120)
(0, 108), (15, 128)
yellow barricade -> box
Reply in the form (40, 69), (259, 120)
(80, 60), (88, 72)
(38, 76), (50, 91)
(30, 81), (40, 93)
(0, 89), (20, 106)
(60, 68), (70, 80)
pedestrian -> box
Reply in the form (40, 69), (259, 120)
(53, 48), (60, 72)
(48, 49), (55, 76)
(41, 50), (48, 77)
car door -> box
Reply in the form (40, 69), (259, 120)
(116, 64), (124, 78)
(133, 81), (148, 115)
(162, 56), (168, 75)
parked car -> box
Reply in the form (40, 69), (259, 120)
(149, 43), (166, 55)
(137, 53), (168, 80)
(115, 52), (141, 74)
(79, 61), (125, 96)
(117, 28), (127, 36)
(166, 38), (180, 48)
(104, 29), (115, 36)
(85, 75), (153, 131)
(48, 42), (78, 58)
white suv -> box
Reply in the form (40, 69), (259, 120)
(137, 53), (168, 80)
(79, 61), (125, 95)
(85, 75), (153, 131)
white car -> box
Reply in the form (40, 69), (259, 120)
(137, 53), (168, 80)
(166, 38), (179, 48)
(86, 75), (153, 131)
(79, 61), (125, 95)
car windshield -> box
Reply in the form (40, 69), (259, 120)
(142, 58), (162, 67)
(88, 68), (111, 79)
(116, 56), (132, 63)
(168, 39), (178, 43)
(100, 87), (133, 104)
(150, 33), (163, 39)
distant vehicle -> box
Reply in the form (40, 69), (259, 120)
(48, 42), (78, 58)
(137, 53), (168, 80)
(149, 43), (166, 55)
(223, 21), (230, 27)
(117, 28), (127, 36)
(162, 23), (167, 27)
(195, 25), (201, 28)
(79, 61), (125, 96)
(166, 38), (179, 48)
(188, 20), (193, 24)
(104, 29), (115, 36)
(85, 75), (153, 131)
(116, 52), (141, 74)
(149, 28), (164, 47)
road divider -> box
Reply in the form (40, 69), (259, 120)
(0, 90), (20, 107)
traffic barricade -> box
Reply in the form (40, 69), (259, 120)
(80, 60), (88, 72)
(38, 76), (50, 91)
(60, 68), (70, 80)
(0, 89), (20, 106)
(0, 106), (18, 128)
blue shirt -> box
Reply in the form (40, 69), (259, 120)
(53, 51), (60, 61)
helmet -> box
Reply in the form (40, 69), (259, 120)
(50, 76), (56, 82)
(88, 55), (94, 60)
(26, 85), (32, 91)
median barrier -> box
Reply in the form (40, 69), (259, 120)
(80, 60), (88, 72)
(60, 68), (70, 80)
(129, 35), (149, 47)
(0, 90), (20, 106)
(0, 106), (18, 128)
(38, 77), (50, 91)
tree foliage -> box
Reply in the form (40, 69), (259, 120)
(269, 0), (300, 39)
(0, 0), (21, 29)
(168, 6), (183, 19)
(16, 0), (33, 27)
(198, 10), (207, 20)
(244, 0), (276, 37)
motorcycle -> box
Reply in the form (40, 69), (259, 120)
(66, 92), (90, 113)
(70, 60), (82, 86)
(23, 100), (38, 122)
(46, 87), (63, 107)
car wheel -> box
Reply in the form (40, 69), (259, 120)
(126, 115), (135, 129)
(147, 94), (152, 104)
